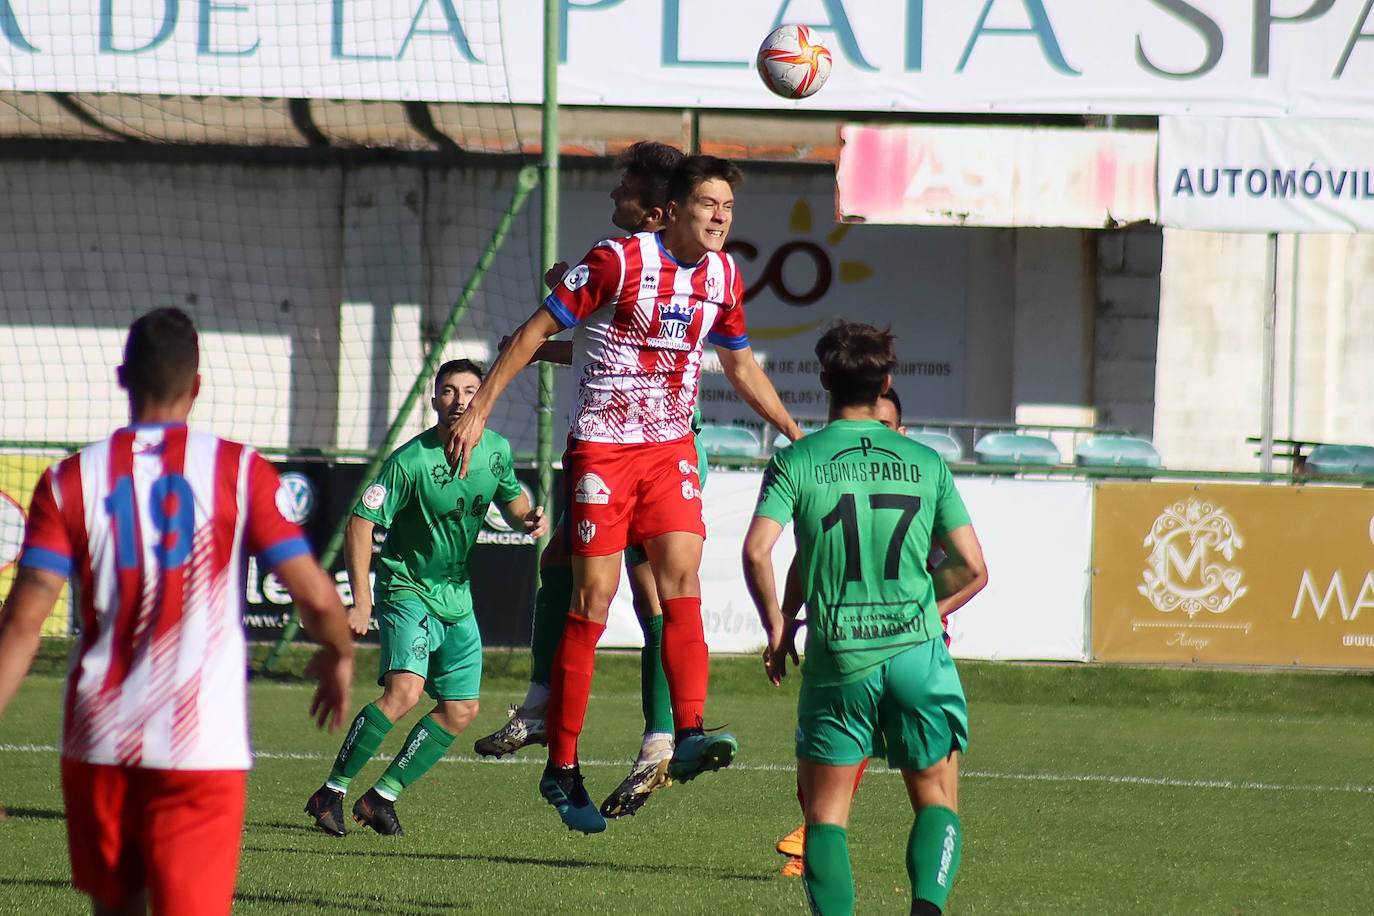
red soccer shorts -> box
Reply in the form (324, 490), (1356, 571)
(61, 758), (247, 915)
(565, 435), (704, 556)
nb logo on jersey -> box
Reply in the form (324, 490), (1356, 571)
(658, 301), (693, 324)
(573, 473), (611, 505)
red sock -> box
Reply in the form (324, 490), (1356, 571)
(547, 612), (604, 768)
(659, 595), (708, 731)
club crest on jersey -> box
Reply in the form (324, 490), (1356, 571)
(573, 473), (611, 505)
(577, 519), (597, 544)
(564, 264), (591, 291)
(648, 301), (694, 351)
(362, 483), (387, 510)
(430, 464), (452, 487)
(705, 276), (722, 301)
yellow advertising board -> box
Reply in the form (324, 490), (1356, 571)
(0, 454), (71, 636)
(1092, 481), (1374, 667)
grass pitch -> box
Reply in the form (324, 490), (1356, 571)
(2, 643), (1373, 914)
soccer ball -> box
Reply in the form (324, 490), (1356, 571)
(756, 25), (832, 100)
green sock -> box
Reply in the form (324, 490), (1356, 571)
(802, 822), (854, 916)
(374, 716), (457, 798)
(639, 614), (673, 735)
(909, 805), (961, 910)
(530, 565), (573, 687)
(326, 702), (393, 793)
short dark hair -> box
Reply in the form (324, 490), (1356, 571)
(617, 140), (684, 213)
(879, 386), (902, 420)
(119, 307), (199, 401)
(435, 358), (484, 394)
(815, 322), (897, 410)
(666, 154), (743, 206)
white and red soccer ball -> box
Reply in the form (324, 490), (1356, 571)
(756, 24), (832, 100)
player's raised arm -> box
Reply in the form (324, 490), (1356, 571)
(447, 307), (563, 477)
(715, 344), (804, 442)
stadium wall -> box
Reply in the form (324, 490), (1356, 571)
(2, 156), (1151, 457)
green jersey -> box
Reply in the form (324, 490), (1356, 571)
(754, 419), (971, 685)
(356, 427), (522, 623)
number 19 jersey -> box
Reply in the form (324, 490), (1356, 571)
(754, 419), (972, 685)
(19, 423), (310, 770)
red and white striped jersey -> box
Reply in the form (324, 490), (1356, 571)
(544, 231), (750, 444)
(19, 423), (309, 771)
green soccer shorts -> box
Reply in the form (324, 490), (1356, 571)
(795, 637), (968, 771)
(375, 598), (483, 701)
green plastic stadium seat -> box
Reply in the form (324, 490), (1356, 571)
(1305, 443), (1374, 477)
(697, 424), (763, 459)
(1074, 435), (1162, 470)
(973, 433), (1061, 466)
(905, 429), (964, 463)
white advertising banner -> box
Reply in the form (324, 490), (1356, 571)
(9, 1), (1374, 116)
(605, 471), (1093, 663)
(837, 124), (1158, 228)
(1159, 116), (1374, 233)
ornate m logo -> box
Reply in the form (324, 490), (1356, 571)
(1139, 497), (1247, 617)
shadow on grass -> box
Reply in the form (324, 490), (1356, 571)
(241, 840), (772, 883)
(1, 806), (65, 820)
(234, 889), (468, 913)
(0, 878), (70, 891)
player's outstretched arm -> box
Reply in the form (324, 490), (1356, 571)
(274, 553), (355, 732)
(0, 567), (64, 717)
(933, 524), (989, 618)
(715, 345), (804, 442)
(498, 334), (573, 367)
(742, 515), (793, 686)
(448, 307), (563, 477)
(343, 514), (377, 638)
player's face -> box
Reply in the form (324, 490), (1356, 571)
(876, 397), (905, 434)
(610, 172), (653, 233)
(668, 178), (734, 260)
(432, 371), (481, 427)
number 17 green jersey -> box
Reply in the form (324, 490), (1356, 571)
(754, 419), (972, 685)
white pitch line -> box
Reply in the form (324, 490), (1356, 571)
(4, 744), (1372, 795)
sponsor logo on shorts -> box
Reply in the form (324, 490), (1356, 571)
(573, 473), (611, 505)
(578, 519), (597, 544)
(410, 635), (428, 661)
(678, 459), (698, 477)
(362, 483), (387, 510)
(564, 264), (591, 291)
(680, 480), (699, 500)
